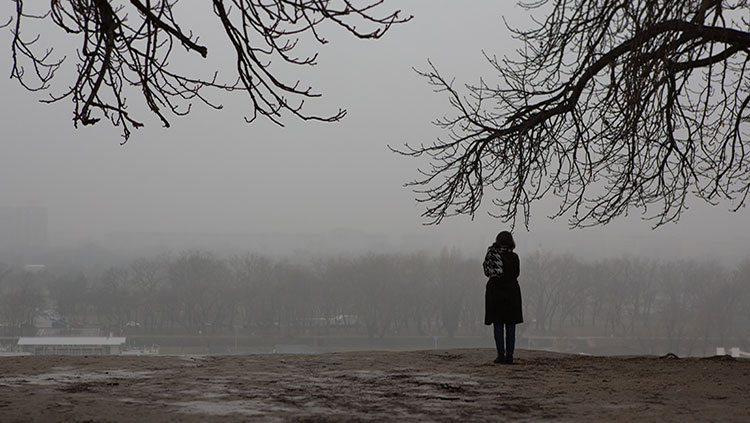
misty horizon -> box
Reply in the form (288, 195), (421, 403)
(2, 1), (747, 267)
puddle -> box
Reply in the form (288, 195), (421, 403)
(172, 399), (292, 419)
(0, 368), (154, 387)
(598, 403), (644, 409)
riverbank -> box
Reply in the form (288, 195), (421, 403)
(1, 349), (748, 421)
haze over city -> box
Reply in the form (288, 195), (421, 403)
(1, 0), (747, 263)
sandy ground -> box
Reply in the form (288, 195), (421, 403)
(1, 349), (748, 422)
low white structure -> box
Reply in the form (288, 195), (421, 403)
(716, 347), (750, 358)
(17, 337), (127, 356)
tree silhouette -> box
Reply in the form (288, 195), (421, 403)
(6, 0), (408, 141)
(396, 0), (750, 228)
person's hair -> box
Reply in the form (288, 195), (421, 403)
(495, 231), (515, 249)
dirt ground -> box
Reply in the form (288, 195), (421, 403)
(1, 349), (748, 422)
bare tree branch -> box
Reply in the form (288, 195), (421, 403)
(395, 0), (750, 229)
(7, 0), (410, 141)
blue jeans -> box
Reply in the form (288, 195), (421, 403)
(493, 323), (516, 357)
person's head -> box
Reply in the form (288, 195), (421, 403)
(495, 231), (515, 249)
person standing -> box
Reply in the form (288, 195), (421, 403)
(483, 231), (522, 364)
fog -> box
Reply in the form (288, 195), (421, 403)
(1, 1), (748, 266)
(4, 7), (750, 423)
(1, 0), (748, 353)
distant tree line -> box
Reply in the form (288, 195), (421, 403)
(1, 251), (748, 355)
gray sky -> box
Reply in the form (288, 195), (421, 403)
(1, 1), (747, 263)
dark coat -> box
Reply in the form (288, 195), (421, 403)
(484, 248), (523, 325)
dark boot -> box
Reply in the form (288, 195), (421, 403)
(494, 354), (505, 364)
(505, 354), (513, 364)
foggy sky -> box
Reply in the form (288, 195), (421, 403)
(1, 1), (747, 263)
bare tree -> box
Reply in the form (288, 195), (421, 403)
(553, 255), (590, 330)
(92, 266), (131, 332)
(167, 250), (228, 330)
(524, 252), (564, 332)
(0, 268), (46, 335)
(49, 272), (89, 325)
(6, 1), (408, 141)
(730, 258), (750, 347)
(434, 249), (473, 338)
(128, 256), (168, 330)
(228, 253), (273, 330)
(397, 0), (750, 228)
(352, 254), (401, 339)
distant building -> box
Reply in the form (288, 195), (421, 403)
(24, 264), (47, 273)
(16, 337), (127, 356)
(0, 206), (48, 247)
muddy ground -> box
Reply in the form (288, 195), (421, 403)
(1, 349), (748, 422)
